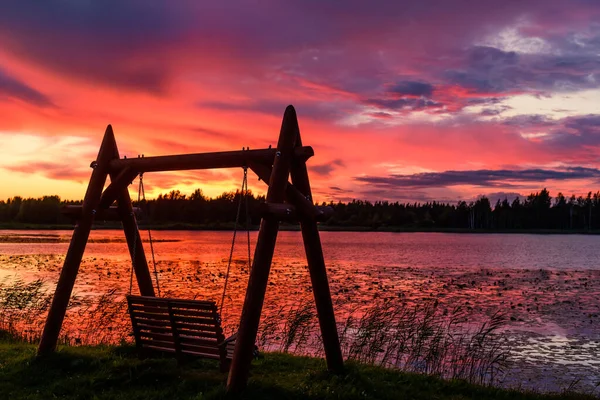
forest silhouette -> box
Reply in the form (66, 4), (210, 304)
(1, 188), (600, 231)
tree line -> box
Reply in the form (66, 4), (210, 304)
(1, 188), (600, 231)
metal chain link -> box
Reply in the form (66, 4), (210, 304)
(220, 165), (248, 315)
(139, 174), (161, 297)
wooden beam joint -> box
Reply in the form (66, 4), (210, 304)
(248, 161), (325, 221)
(61, 205), (142, 221)
(258, 202), (333, 223)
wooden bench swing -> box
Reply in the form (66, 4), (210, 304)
(125, 170), (251, 371)
(36, 106), (344, 392)
(127, 295), (237, 371)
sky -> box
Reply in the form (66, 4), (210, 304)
(0, 1), (599, 204)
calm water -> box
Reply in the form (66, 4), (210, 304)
(2, 230), (600, 269)
(1, 230), (599, 392)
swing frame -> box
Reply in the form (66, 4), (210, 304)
(36, 105), (344, 392)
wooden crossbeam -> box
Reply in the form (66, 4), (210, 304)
(107, 146), (314, 174)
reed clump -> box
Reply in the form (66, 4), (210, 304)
(1, 278), (509, 386)
(270, 297), (509, 386)
(0, 278), (130, 345)
(0, 278), (52, 343)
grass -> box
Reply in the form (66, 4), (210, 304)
(0, 339), (596, 400)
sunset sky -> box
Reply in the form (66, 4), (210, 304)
(1, 1), (599, 204)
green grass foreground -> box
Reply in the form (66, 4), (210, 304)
(0, 341), (595, 400)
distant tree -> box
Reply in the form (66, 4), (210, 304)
(3, 187), (600, 231)
(473, 197), (492, 229)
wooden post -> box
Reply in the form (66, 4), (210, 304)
(103, 132), (155, 297)
(290, 131), (344, 373)
(37, 126), (116, 356)
(227, 106), (298, 392)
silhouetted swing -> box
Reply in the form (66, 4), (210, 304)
(126, 168), (251, 371)
(38, 106), (344, 392)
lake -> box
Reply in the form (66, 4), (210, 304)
(1, 230), (599, 393)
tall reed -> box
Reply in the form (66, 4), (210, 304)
(0, 278), (510, 385)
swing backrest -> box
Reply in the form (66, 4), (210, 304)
(127, 295), (229, 363)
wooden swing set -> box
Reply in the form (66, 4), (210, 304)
(36, 105), (344, 392)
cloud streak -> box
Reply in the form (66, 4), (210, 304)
(356, 167), (600, 189)
(0, 68), (54, 107)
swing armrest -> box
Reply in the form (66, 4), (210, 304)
(220, 332), (237, 347)
(219, 332), (260, 359)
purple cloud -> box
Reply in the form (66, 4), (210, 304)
(355, 167), (600, 189)
(388, 81), (434, 97)
(2, 0), (598, 101)
(198, 99), (354, 122)
(0, 1), (177, 94)
(0, 68), (53, 107)
(310, 159), (345, 176)
(364, 97), (441, 112)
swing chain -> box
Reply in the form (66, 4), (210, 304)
(129, 173), (141, 295)
(140, 173), (161, 297)
(220, 162), (251, 315)
(129, 172), (161, 297)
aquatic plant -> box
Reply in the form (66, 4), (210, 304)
(0, 278), (52, 343)
(0, 277), (510, 386)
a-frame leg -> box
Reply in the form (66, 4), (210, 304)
(37, 126), (116, 356)
(227, 106), (298, 392)
(103, 133), (155, 297)
(290, 132), (344, 373)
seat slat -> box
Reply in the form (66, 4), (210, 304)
(168, 300), (216, 308)
(141, 344), (177, 353)
(171, 315), (220, 326)
(169, 308), (216, 318)
(129, 299), (170, 308)
(171, 304), (217, 313)
(139, 338), (176, 348)
(131, 311), (172, 321)
(138, 331), (174, 342)
(136, 320), (173, 330)
(180, 349), (221, 360)
(176, 330), (218, 340)
(173, 321), (220, 333)
(179, 343), (220, 356)
(135, 296), (216, 308)
(179, 335), (219, 347)
(130, 304), (170, 314)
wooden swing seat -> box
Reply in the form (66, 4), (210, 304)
(127, 295), (236, 372)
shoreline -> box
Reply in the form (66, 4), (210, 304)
(2, 222), (600, 235)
